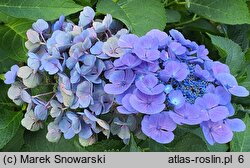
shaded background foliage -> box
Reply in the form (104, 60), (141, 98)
(0, 0), (250, 152)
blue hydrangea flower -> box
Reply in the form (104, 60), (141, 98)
(32, 19), (49, 33)
(34, 104), (48, 121)
(117, 93), (137, 114)
(141, 112), (176, 144)
(59, 112), (81, 139)
(4, 65), (19, 84)
(79, 6), (95, 27)
(168, 90), (185, 108)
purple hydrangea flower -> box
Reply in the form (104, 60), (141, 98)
(216, 73), (249, 97)
(133, 35), (160, 62)
(141, 112), (176, 144)
(117, 93), (137, 114)
(169, 103), (204, 125)
(195, 93), (229, 122)
(118, 34), (139, 49)
(104, 69), (135, 94)
(135, 74), (164, 95)
(114, 53), (142, 69)
(129, 90), (166, 114)
(159, 61), (189, 82)
(200, 120), (245, 145)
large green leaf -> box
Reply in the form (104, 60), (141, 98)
(0, 0), (82, 21)
(208, 34), (245, 76)
(0, 127), (25, 152)
(231, 114), (250, 152)
(166, 9), (181, 23)
(0, 110), (23, 149)
(188, 0), (250, 25)
(96, 0), (166, 36)
(0, 11), (15, 23)
(0, 19), (32, 62)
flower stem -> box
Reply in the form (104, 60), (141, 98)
(33, 91), (55, 98)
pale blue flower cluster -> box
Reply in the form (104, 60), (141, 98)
(4, 7), (117, 144)
(4, 6), (249, 146)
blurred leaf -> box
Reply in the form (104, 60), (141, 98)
(230, 114), (250, 151)
(166, 9), (181, 23)
(185, 19), (219, 34)
(188, 0), (250, 25)
(0, 19), (32, 62)
(0, 110), (23, 149)
(227, 24), (250, 53)
(0, 127), (24, 151)
(208, 34), (245, 76)
(0, 0), (82, 21)
(96, 0), (166, 36)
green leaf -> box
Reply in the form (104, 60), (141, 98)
(0, 127), (25, 152)
(0, 110), (23, 149)
(167, 133), (208, 152)
(121, 134), (142, 152)
(0, 11), (16, 23)
(74, 0), (97, 6)
(230, 114), (250, 152)
(96, 0), (166, 36)
(231, 114), (250, 152)
(140, 138), (170, 152)
(227, 24), (250, 53)
(188, 0), (250, 25)
(85, 139), (124, 152)
(208, 34), (245, 75)
(0, 82), (17, 109)
(166, 9), (181, 23)
(0, 19), (32, 62)
(22, 128), (87, 152)
(0, 0), (82, 21)
(22, 127), (124, 152)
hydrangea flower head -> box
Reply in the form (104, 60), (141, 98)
(3, 6), (249, 147)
